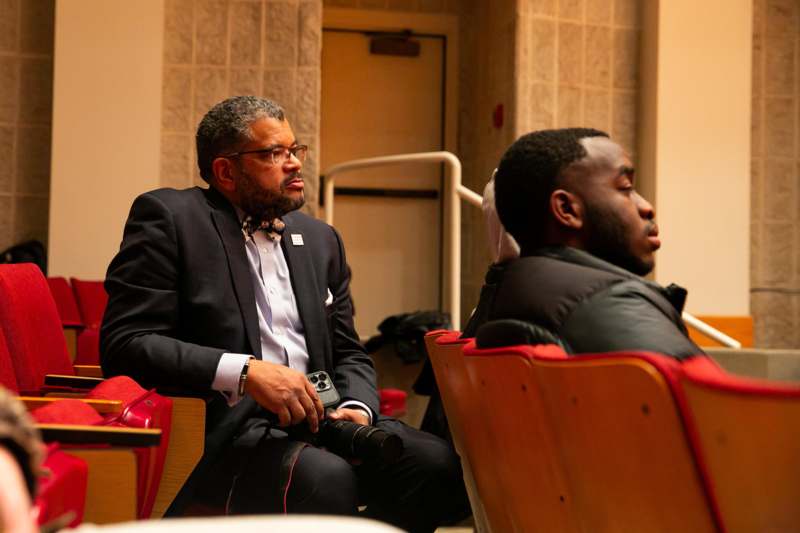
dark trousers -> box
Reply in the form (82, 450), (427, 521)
(193, 416), (470, 533)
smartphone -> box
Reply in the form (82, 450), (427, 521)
(307, 370), (340, 408)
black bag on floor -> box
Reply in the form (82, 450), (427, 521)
(365, 310), (451, 364)
(0, 240), (47, 274)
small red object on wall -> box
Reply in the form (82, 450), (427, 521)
(493, 104), (504, 129)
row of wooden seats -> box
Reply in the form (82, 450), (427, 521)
(0, 263), (205, 526)
(426, 328), (800, 533)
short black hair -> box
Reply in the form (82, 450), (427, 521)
(494, 128), (609, 251)
(196, 96), (285, 183)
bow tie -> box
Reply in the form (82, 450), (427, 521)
(241, 216), (286, 241)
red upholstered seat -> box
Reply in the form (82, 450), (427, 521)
(0, 264), (173, 518)
(70, 279), (107, 330)
(75, 328), (100, 365)
(30, 398), (105, 426)
(36, 444), (89, 529)
(69, 279), (107, 365)
(46, 277), (84, 328)
(379, 388), (407, 417)
(0, 327), (20, 391)
(0, 265), (74, 391)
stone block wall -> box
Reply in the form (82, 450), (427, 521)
(161, 0), (323, 211)
(323, 0), (458, 12)
(457, 0), (518, 322)
(0, 0), (54, 253)
(516, 0), (641, 155)
(751, 0), (800, 348)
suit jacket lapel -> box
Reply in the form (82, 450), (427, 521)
(208, 193), (262, 360)
(281, 219), (327, 370)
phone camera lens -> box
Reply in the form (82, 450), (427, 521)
(310, 375), (318, 384)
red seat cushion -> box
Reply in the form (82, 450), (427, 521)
(0, 264), (74, 391)
(30, 399), (104, 426)
(85, 375), (147, 404)
(70, 279), (108, 330)
(379, 388), (407, 417)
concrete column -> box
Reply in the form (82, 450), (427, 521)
(48, 0), (164, 278)
(640, 0), (752, 315)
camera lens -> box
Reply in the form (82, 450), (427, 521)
(309, 375), (318, 383)
(316, 382), (327, 391)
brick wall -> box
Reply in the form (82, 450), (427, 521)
(160, 0), (323, 212)
(0, 0), (54, 253)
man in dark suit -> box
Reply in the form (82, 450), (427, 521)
(100, 96), (468, 531)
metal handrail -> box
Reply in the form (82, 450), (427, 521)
(322, 151), (741, 348)
(323, 151), (470, 330)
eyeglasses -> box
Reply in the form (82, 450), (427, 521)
(223, 144), (308, 166)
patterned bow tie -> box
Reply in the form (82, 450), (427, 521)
(241, 216), (286, 241)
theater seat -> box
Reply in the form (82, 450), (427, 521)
(70, 278), (108, 330)
(46, 277), (84, 362)
(424, 331), (491, 533)
(458, 338), (719, 533)
(679, 356), (800, 532)
(0, 264), (203, 519)
(71, 279), (108, 366)
(0, 264), (175, 519)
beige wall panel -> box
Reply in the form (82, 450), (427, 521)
(642, 0), (751, 316)
(49, 0), (164, 278)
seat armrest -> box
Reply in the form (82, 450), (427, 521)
(18, 396), (122, 415)
(36, 424), (162, 447)
(73, 365), (104, 378)
(44, 374), (104, 388)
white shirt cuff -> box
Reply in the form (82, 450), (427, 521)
(212, 353), (253, 406)
(338, 400), (373, 425)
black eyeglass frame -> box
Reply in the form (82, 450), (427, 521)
(222, 144), (309, 165)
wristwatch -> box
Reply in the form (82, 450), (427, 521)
(238, 357), (254, 397)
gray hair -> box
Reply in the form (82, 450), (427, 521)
(196, 96), (286, 183)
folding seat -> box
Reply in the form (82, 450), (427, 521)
(0, 324), (164, 524)
(378, 388), (407, 417)
(424, 331), (492, 533)
(46, 277), (84, 362)
(0, 264), (203, 519)
(70, 278), (108, 366)
(0, 264), (175, 519)
(70, 278), (108, 330)
(461, 332), (720, 533)
(460, 331), (577, 533)
(677, 356), (800, 532)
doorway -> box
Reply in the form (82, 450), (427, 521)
(321, 27), (448, 338)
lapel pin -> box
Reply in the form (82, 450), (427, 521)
(291, 233), (304, 246)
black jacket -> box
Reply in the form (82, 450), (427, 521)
(473, 246), (703, 359)
(100, 186), (378, 510)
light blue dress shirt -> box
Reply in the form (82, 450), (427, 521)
(211, 224), (372, 423)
